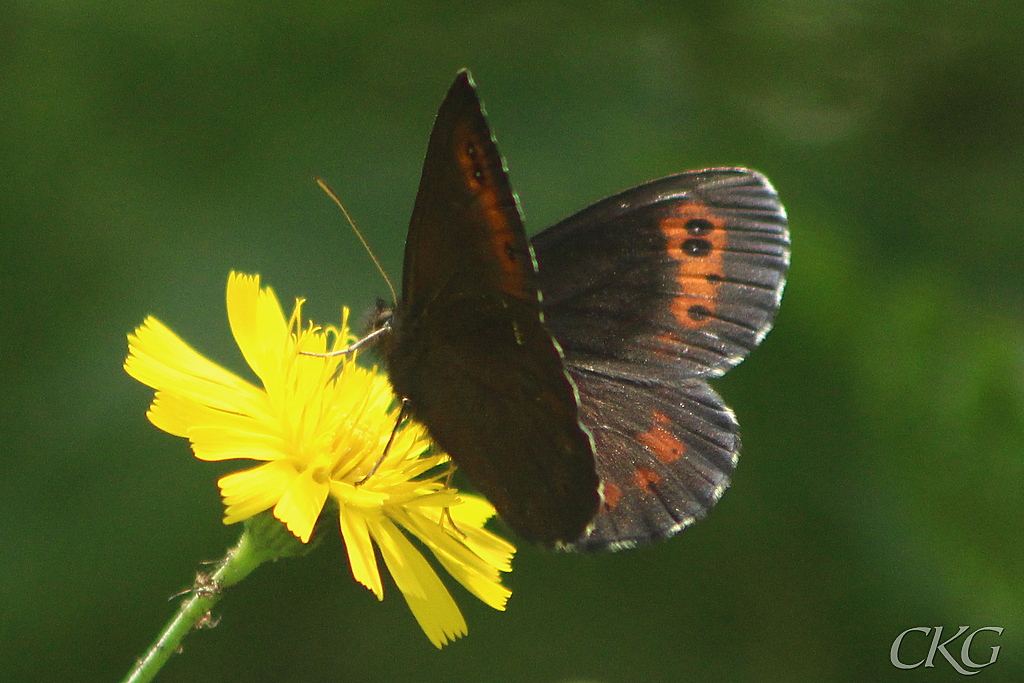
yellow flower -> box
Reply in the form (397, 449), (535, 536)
(124, 272), (515, 647)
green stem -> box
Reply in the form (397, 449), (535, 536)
(119, 525), (268, 683)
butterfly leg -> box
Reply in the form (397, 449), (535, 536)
(355, 397), (409, 485)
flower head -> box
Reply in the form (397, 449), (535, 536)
(125, 272), (515, 647)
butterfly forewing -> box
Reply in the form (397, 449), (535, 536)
(401, 73), (532, 316)
(386, 71), (600, 547)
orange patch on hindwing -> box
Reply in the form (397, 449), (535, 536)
(634, 467), (660, 493)
(601, 481), (622, 510)
(637, 411), (685, 463)
(659, 201), (729, 329)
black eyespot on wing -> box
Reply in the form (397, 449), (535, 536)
(534, 168), (789, 381)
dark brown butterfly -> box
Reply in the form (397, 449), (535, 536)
(378, 70), (789, 551)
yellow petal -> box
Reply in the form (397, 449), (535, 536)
(145, 392), (200, 438)
(274, 467), (330, 543)
(126, 317), (264, 414)
(218, 461), (296, 524)
(370, 515), (467, 648)
(226, 272), (290, 390)
(339, 505), (384, 599)
(188, 425), (288, 462)
(397, 508), (513, 611)
(446, 493), (498, 527)
(448, 514), (516, 574)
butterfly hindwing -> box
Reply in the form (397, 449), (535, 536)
(533, 169), (789, 550)
(565, 368), (740, 551)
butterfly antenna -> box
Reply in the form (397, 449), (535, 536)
(314, 176), (398, 303)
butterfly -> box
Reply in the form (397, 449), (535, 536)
(376, 70), (789, 551)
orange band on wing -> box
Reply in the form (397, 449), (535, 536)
(659, 201), (729, 329)
(454, 121), (529, 299)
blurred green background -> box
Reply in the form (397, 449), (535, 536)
(3, 2), (1022, 682)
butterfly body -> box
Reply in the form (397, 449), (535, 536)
(382, 71), (789, 551)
